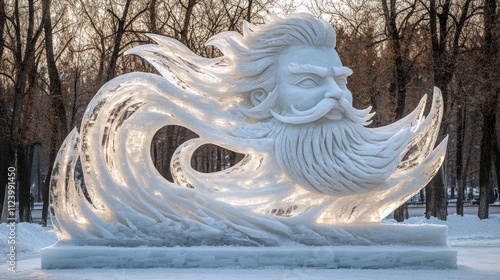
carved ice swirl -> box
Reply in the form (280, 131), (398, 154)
(49, 14), (447, 246)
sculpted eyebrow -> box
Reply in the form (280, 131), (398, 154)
(333, 66), (353, 77)
(288, 63), (328, 77)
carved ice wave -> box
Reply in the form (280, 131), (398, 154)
(49, 69), (446, 247)
(49, 20), (447, 246)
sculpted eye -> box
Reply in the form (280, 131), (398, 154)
(296, 78), (318, 88)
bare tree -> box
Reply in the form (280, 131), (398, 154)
(0, 0), (44, 222)
(246, 0), (253, 21)
(455, 94), (466, 215)
(78, 0), (149, 85)
(149, 0), (157, 33)
(0, 0), (5, 61)
(478, 0), (499, 219)
(106, 0), (149, 80)
(380, 0), (425, 221)
(40, 0), (68, 225)
(423, 0), (476, 220)
(0, 0), (8, 222)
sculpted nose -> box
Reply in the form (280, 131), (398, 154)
(324, 79), (343, 100)
(324, 90), (343, 100)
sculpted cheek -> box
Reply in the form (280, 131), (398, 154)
(343, 90), (353, 104)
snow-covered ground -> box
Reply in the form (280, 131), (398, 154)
(1, 214), (499, 280)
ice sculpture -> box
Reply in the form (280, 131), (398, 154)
(43, 14), (455, 269)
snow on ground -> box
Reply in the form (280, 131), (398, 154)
(1, 214), (499, 279)
(385, 213), (500, 246)
(0, 222), (57, 261)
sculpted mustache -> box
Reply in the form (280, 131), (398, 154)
(338, 98), (374, 126)
(271, 97), (373, 125)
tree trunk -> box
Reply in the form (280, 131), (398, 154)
(381, 0), (410, 222)
(0, 0), (5, 61)
(246, 0), (253, 22)
(70, 68), (80, 128)
(17, 17), (39, 223)
(425, 183), (435, 219)
(426, 170), (447, 220)
(493, 127), (500, 197)
(41, 0), (67, 225)
(149, 0), (157, 33)
(0, 0), (8, 216)
(426, 0), (465, 220)
(456, 102), (466, 216)
(424, 0), (474, 220)
(107, 0), (132, 81)
(478, 110), (494, 219)
(0, 98), (8, 218)
(180, 0), (197, 46)
(17, 145), (33, 222)
(0, 0), (43, 222)
(478, 0), (498, 220)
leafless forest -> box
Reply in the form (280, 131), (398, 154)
(0, 0), (499, 225)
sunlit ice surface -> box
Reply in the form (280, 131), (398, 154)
(49, 13), (447, 247)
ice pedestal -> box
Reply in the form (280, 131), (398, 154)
(41, 245), (457, 269)
(41, 224), (457, 269)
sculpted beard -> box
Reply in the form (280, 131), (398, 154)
(270, 98), (413, 197)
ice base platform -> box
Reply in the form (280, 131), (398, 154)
(41, 245), (457, 269)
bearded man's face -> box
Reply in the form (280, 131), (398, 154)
(273, 45), (355, 124)
(270, 46), (412, 197)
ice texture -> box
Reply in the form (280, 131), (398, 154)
(48, 14), (448, 250)
(41, 245), (457, 269)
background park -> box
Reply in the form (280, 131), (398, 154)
(0, 0), (500, 279)
(0, 0), (499, 265)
